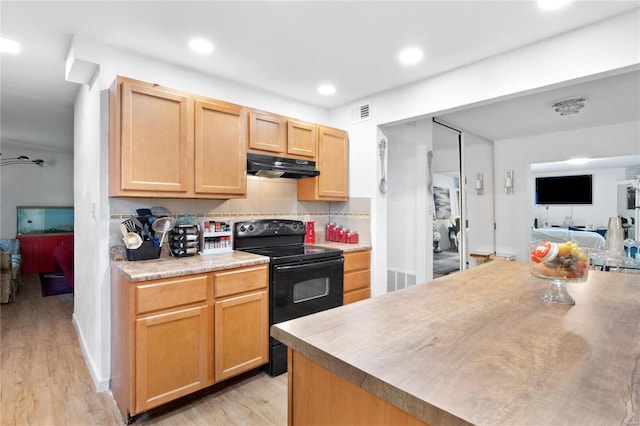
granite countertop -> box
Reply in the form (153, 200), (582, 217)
(111, 241), (371, 282)
(272, 261), (640, 425)
(309, 241), (371, 252)
(111, 250), (269, 282)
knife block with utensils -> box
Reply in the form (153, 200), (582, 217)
(169, 224), (200, 257)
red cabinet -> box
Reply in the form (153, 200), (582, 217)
(17, 234), (73, 274)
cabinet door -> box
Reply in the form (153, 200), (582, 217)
(194, 98), (247, 197)
(343, 250), (371, 305)
(297, 126), (348, 201)
(17, 235), (72, 274)
(214, 290), (268, 382)
(116, 79), (194, 194)
(135, 305), (212, 412)
(248, 110), (285, 154)
(16, 237), (38, 274)
(287, 120), (316, 159)
(56, 235), (74, 247)
(317, 126), (348, 198)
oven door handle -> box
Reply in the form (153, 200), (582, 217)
(273, 257), (344, 272)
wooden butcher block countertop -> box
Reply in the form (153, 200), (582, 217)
(272, 261), (640, 425)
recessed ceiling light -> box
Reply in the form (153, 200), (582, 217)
(189, 38), (213, 54)
(538, 0), (571, 11)
(318, 84), (336, 96)
(398, 47), (423, 65)
(1, 37), (21, 54)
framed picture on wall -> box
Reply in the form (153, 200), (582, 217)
(433, 186), (452, 219)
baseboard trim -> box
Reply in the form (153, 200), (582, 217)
(72, 313), (110, 392)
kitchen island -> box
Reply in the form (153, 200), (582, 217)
(272, 261), (640, 425)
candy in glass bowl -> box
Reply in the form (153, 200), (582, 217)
(529, 241), (590, 305)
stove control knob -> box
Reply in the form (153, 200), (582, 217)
(248, 225), (255, 232)
(239, 225), (246, 233)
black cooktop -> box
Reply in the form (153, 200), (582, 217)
(234, 219), (342, 264)
(241, 244), (342, 264)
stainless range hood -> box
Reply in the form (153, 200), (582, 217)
(247, 153), (320, 179)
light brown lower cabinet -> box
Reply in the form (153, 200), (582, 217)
(343, 249), (371, 304)
(213, 266), (269, 381)
(110, 264), (268, 421)
(135, 304), (213, 412)
(288, 350), (428, 426)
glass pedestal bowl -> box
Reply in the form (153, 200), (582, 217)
(529, 242), (590, 305)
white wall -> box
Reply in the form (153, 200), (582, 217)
(99, 46), (329, 126)
(0, 144), (73, 238)
(387, 141), (418, 276)
(72, 80), (112, 390)
(329, 10), (640, 297)
(463, 136), (495, 255)
(494, 121), (640, 262)
(531, 167), (627, 228)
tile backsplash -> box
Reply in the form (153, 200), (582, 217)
(109, 176), (371, 249)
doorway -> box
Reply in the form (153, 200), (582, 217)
(381, 118), (496, 288)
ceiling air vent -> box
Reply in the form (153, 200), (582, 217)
(350, 101), (371, 123)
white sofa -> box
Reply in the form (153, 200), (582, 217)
(531, 228), (606, 250)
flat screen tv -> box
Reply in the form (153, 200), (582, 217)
(535, 174), (593, 205)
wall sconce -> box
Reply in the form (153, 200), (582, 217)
(504, 170), (514, 194)
(475, 173), (484, 195)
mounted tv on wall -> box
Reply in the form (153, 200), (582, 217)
(535, 174), (593, 205)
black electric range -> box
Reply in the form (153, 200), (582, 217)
(234, 219), (344, 376)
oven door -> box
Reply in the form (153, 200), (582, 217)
(271, 257), (344, 325)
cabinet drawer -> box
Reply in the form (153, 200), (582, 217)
(344, 288), (370, 305)
(344, 250), (370, 273)
(136, 274), (210, 315)
(344, 270), (370, 292)
(214, 265), (268, 298)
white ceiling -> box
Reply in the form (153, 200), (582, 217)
(1, 1), (639, 153)
(437, 69), (640, 141)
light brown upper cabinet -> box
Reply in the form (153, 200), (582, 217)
(194, 98), (247, 197)
(287, 119), (317, 159)
(248, 111), (317, 161)
(110, 76), (348, 201)
(110, 78), (194, 196)
(248, 109), (286, 154)
(298, 125), (348, 201)
(110, 76), (246, 199)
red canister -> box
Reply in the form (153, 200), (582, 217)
(326, 223), (334, 242)
(305, 221), (316, 244)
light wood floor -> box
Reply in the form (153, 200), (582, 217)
(1, 274), (288, 426)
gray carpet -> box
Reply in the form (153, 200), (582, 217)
(433, 251), (460, 275)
